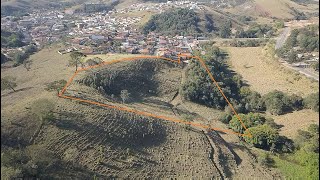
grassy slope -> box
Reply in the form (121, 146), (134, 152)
(224, 0), (319, 19)
(271, 155), (310, 179)
(223, 46), (319, 97)
(270, 109), (319, 139)
(223, 44), (319, 139)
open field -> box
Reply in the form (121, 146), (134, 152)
(224, 0), (319, 20)
(84, 53), (142, 62)
(223, 46), (319, 97)
(270, 109), (319, 139)
(1, 44), (282, 178)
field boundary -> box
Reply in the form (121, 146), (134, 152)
(58, 55), (252, 137)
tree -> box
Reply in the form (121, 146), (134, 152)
(303, 92), (319, 112)
(24, 45), (37, 55)
(263, 90), (288, 115)
(244, 124), (279, 149)
(219, 21), (232, 38)
(13, 51), (27, 65)
(120, 90), (130, 103)
(30, 99), (55, 123)
(1, 76), (17, 92)
(45, 80), (67, 94)
(229, 113), (266, 134)
(69, 51), (85, 71)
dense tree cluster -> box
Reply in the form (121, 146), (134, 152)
(142, 8), (202, 35)
(183, 45), (315, 116)
(1, 30), (25, 48)
(262, 90), (303, 115)
(182, 46), (241, 109)
(235, 23), (274, 38)
(13, 45), (38, 66)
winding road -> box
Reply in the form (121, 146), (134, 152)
(275, 26), (319, 81)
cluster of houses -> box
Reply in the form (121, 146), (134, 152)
(60, 29), (209, 60)
(1, 1), (209, 61)
(115, 1), (203, 14)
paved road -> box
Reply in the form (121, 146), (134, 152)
(282, 62), (319, 81)
(275, 27), (290, 50)
(274, 27), (319, 81)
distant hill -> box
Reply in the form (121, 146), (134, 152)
(142, 8), (217, 35)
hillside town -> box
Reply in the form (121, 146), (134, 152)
(1, 1), (206, 60)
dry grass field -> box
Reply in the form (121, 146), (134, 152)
(225, 0), (319, 20)
(223, 45), (319, 139)
(84, 53), (141, 62)
(270, 109), (319, 139)
(223, 46), (319, 97)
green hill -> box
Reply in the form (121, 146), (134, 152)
(142, 8), (216, 35)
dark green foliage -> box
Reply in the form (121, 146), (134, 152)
(25, 45), (37, 55)
(69, 51), (85, 71)
(235, 23), (274, 38)
(182, 46), (241, 109)
(1, 30), (25, 48)
(262, 90), (303, 115)
(13, 51), (28, 66)
(229, 39), (267, 47)
(239, 87), (265, 112)
(244, 124), (279, 149)
(229, 112), (266, 134)
(276, 136), (295, 153)
(303, 92), (319, 112)
(143, 8), (201, 35)
(219, 20), (232, 38)
(287, 50), (299, 63)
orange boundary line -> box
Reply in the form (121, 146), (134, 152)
(58, 55), (252, 138)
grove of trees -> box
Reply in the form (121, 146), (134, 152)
(143, 8), (202, 35)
